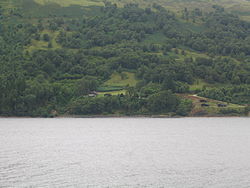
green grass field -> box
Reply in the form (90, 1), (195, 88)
(143, 33), (167, 45)
(97, 72), (138, 94)
(34, 0), (103, 7)
(104, 72), (138, 87)
(167, 48), (209, 62)
(26, 30), (61, 52)
(182, 94), (246, 116)
(97, 90), (126, 96)
(0, 0), (15, 9)
(189, 79), (208, 92)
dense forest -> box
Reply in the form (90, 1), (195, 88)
(0, 0), (249, 117)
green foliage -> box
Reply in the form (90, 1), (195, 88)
(43, 33), (50, 42)
(104, 72), (138, 87)
(199, 85), (250, 105)
(69, 96), (120, 115)
(176, 99), (193, 116)
(219, 108), (245, 115)
(139, 83), (162, 97)
(147, 90), (180, 113)
(0, 0), (250, 117)
(97, 86), (123, 92)
(75, 76), (98, 96)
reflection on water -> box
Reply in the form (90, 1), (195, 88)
(0, 118), (250, 187)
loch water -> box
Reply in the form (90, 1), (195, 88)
(0, 118), (250, 187)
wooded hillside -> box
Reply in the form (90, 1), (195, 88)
(0, 0), (249, 117)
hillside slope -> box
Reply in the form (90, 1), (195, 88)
(0, 0), (249, 117)
(31, 0), (250, 21)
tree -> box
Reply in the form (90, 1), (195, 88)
(75, 77), (98, 96)
(147, 90), (180, 113)
(43, 34), (50, 42)
(176, 99), (192, 116)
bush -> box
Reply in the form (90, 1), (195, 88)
(176, 99), (193, 116)
(147, 90), (180, 113)
(219, 108), (243, 115)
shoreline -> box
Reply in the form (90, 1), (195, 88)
(0, 114), (249, 119)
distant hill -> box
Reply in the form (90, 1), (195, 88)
(2, 0), (250, 21)
(0, 0), (249, 117)
(31, 0), (250, 21)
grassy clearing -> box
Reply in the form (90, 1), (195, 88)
(97, 90), (126, 96)
(182, 94), (246, 116)
(189, 79), (208, 91)
(34, 0), (103, 7)
(0, 0), (20, 16)
(240, 16), (250, 22)
(26, 40), (49, 52)
(104, 72), (138, 87)
(185, 50), (209, 58)
(45, 30), (61, 49)
(97, 86), (124, 92)
(168, 48), (209, 62)
(26, 30), (61, 52)
(143, 33), (167, 45)
(0, 0), (15, 9)
(179, 20), (206, 32)
(97, 72), (138, 93)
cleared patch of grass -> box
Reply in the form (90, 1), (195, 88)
(168, 48), (210, 62)
(26, 39), (48, 52)
(97, 90), (126, 96)
(240, 16), (250, 22)
(34, 0), (103, 7)
(189, 79), (208, 91)
(0, 0), (21, 16)
(181, 94), (245, 116)
(202, 101), (245, 115)
(26, 30), (61, 52)
(143, 32), (167, 45)
(97, 86), (124, 92)
(104, 72), (138, 87)
(0, 1), (14, 9)
(47, 30), (61, 49)
(97, 72), (138, 92)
